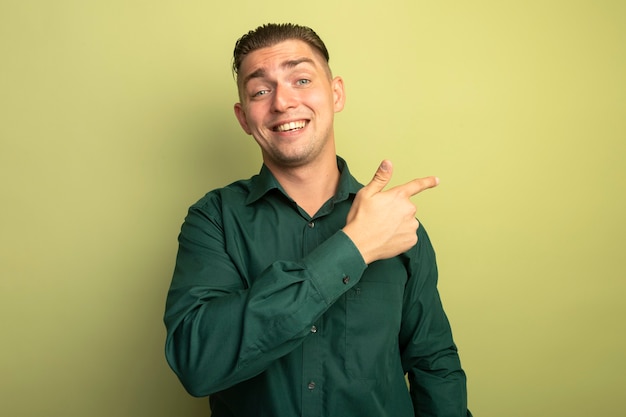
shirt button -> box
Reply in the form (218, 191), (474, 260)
(342, 276), (350, 284)
(307, 221), (315, 228)
(308, 381), (316, 390)
(310, 325), (317, 333)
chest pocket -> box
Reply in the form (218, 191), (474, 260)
(344, 258), (407, 380)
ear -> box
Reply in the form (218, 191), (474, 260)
(332, 76), (346, 112)
(234, 103), (252, 135)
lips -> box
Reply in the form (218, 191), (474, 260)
(273, 120), (307, 132)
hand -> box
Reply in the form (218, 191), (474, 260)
(342, 160), (439, 264)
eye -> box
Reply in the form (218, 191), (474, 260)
(296, 79), (311, 86)
(253, 89), (269, 97)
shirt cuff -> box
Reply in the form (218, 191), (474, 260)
(303, 230), (367, 305)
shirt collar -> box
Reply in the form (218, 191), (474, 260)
(245, 156), (362, 206)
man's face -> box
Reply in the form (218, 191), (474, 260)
(234, 40), (345, 170)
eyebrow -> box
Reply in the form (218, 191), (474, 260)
(241, 57), (317, 88)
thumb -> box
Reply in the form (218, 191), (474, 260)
(362, 160), (393, 196)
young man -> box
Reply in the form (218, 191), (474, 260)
(164, 23), (472, 417)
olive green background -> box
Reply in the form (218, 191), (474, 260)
(1, 1), (624, 416)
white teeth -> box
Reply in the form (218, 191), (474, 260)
(275, 121), (306, 132)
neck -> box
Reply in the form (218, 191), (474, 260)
(266, 155), (340, 217)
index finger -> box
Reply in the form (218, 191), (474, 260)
(392, 176), (440, 197)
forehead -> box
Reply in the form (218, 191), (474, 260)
(238, 39), (328, 82)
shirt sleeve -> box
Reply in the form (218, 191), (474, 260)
(399, 224), (472, 417)
(163, 200), (367, 397)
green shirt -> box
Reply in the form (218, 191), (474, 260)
(164, 157), (471, 417)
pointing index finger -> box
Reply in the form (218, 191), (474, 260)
(394, 176), (440, 197)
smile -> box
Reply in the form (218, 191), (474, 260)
(273, 120), (307, 132)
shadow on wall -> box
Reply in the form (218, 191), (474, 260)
(149, 97), (260, 415)
(178, 99), (261, 193)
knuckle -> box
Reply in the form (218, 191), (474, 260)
(401, 202), (417, 217)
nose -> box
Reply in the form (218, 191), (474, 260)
(271, 84), (296, 113)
